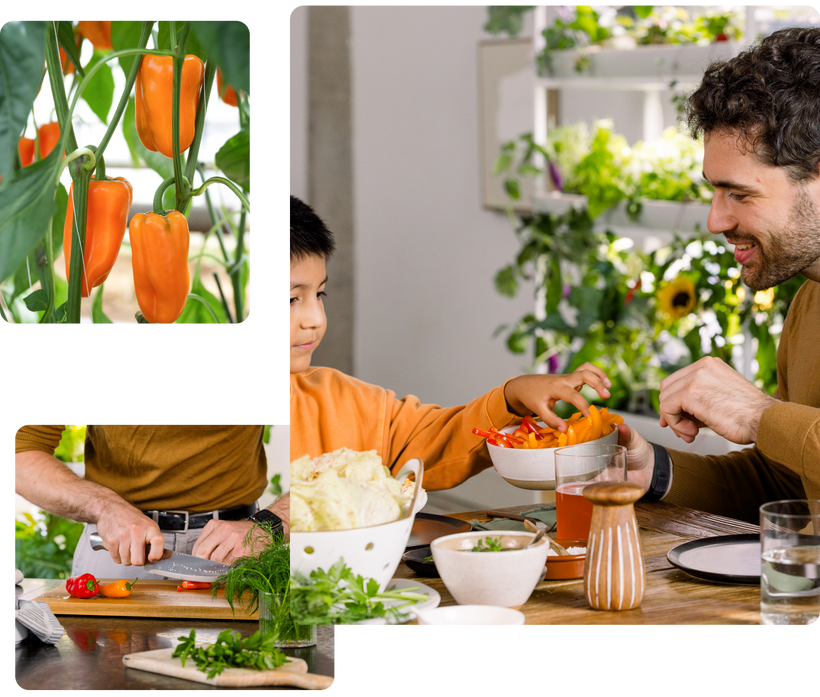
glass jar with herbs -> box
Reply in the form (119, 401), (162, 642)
(210, 522), (317, 648)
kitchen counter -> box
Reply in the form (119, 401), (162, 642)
(15, 579), (334, 690)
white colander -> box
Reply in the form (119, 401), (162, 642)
(290, 458), (425, 591)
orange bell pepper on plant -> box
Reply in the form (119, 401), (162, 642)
(18, 137), (35, 167)
(63, 176), (133, 297)
(135, 54), (204, 158)
(216, 68), (239, 107)
(79, 17), (114, 50)
(129, 210), (191, 323)
(37, 122), (62, 160)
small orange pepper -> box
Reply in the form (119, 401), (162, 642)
(216, 68), (239, 107)
(98, 578), (137, 598)
(78, 21), (112, 51)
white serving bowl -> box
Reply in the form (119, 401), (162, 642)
(415, 605), (525, 625)
(488, 425), (619, 490)
(431, 530), (549, 607)
(290, 459), (424, 592)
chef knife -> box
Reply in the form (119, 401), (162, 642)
(89, 531), (230, 582)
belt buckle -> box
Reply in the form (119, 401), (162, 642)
(163, 510), (189, 533)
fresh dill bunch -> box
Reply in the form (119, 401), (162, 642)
(210, 521), (290, 616)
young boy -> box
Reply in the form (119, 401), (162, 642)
(290, 195), (614, 490)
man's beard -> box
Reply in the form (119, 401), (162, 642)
(736, 185), (820, 291)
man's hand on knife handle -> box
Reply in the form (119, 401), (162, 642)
(95, 502), (165, 566)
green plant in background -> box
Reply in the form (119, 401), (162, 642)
(483, 6), (534, 37)
(16, 425), (87, 578)
(16, 511), (84, 579)
(53, 424), (87, 462)
(531, 6), (744, 75)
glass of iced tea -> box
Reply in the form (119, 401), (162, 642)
(554, 443), (627, 540)
(759, 499), (820, 625)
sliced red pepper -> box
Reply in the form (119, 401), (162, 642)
(522, 415), (544, 439)
(473, 427), (523, 448)
(176, 581), (212, 591)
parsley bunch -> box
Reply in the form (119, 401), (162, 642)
(290, 558), (428, 625)
(172, 629), (289, 679)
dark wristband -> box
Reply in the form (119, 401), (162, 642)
(640, 442), (672, 502)
(250, 509), (284, 532)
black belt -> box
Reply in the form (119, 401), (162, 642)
(144, 504), (258, 532)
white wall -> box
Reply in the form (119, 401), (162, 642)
(290, 6), (308, 201)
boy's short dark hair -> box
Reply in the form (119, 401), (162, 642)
(685, 26), (820, 182)
(290, 196), (336, 262)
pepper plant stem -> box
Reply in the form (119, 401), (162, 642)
(171, 23), (192, 211)
(183, 61), (216, 196)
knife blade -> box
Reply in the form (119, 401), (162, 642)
(88, 531), (230, 582)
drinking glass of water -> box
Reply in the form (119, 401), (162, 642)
(759, 499), (820, 625)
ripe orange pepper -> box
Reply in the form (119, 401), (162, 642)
(2, 128), (61, 183)
(63, 176), (133, 297)
(79, 17), (114, 50)
(37, 122), (62, 160)
(216, 68), (238, 107)
(129, 210), (191, 323)
(135, 54), (204, 158)
(18, 137), (35, 167)
(98, 578), (137, 598)
(59, 28), (83, 74)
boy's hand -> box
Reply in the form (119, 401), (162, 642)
(504, 362), (612, 432)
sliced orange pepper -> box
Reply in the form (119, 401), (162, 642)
(588, 405), (603, 440)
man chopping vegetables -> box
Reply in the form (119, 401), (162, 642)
(617, 27), (820, 521)
(15, 426), (290, 579)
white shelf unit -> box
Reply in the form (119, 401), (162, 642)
(532, 41), (745, 240)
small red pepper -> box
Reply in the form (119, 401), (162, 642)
(66, 573), (99, 599)
(176, 581), (212, 591)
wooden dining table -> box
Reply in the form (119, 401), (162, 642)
(394, 500), (762, 624)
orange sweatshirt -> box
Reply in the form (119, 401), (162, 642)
(666, 279), (820, 523)
(290, 367), (519, 490)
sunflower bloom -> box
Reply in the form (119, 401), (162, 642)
(657, 277), (697, 320)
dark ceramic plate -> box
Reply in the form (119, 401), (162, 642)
(402, 546), (439, 578)
(406, 513), (471, 550)
(667, 534), (760, 585)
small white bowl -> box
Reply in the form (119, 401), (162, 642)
(431, 530), (548, 607)
(489, 425), (619, 490)
(415, 605), (525, 625)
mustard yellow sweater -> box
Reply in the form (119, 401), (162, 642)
(16, 425), (267, 513)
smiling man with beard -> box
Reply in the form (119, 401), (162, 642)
(612, 27), (820, 522)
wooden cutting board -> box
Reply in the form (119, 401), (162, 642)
(31, 579), (258, 620)
(123, 649), (333, 689)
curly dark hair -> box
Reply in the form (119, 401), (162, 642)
(290, 196), (335, 262)
(685, 27), (820, 182)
